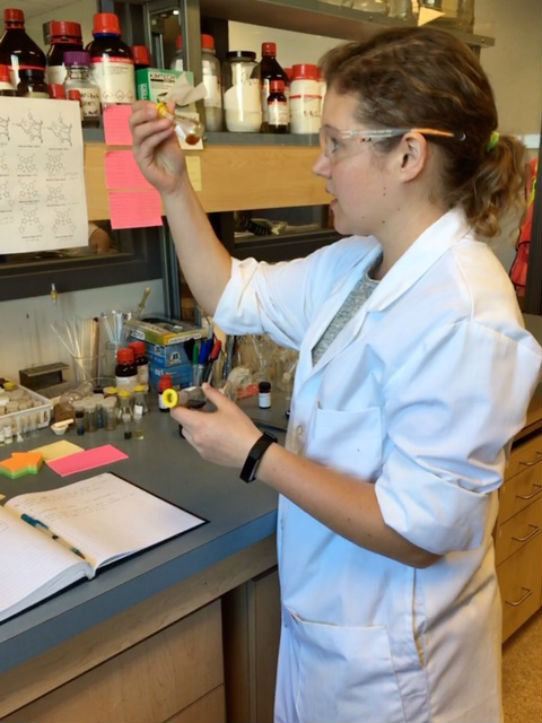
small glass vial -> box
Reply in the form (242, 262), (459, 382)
(258, 381), (272, 409)
(118, 390), (132, 439)
(133, 404), (144, 440)
(3, 423), (13, 444)
(84, 400), (98, 433)
(155, 102), (204, 145)
(133, 384), (148, 415)
(103, 396), (117, 431)
(267, 79), (288, 134)
(64, 50), (101, 128)
(74, 402), (85, 435)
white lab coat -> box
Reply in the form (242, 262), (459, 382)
(214, 209), (542, 723)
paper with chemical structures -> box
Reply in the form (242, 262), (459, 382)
(0, 98), (88, 254)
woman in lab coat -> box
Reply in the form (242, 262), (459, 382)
(130, 27), (542, 723)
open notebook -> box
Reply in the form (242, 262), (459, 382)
(0, 472), (205, 623)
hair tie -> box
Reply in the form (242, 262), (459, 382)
(487, 131), (500, 152)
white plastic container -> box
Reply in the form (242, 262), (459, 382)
(223, 50), (261, 132)
(289, 63), (321, 134)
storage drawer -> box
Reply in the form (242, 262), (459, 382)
(505, 433), (542, 480)
(499, 445), (542, 524)
(495, 496), (542, 565)
(498, 530), (542, 642)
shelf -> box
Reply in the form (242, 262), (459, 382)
(200, 0), (494, 48)
(84, 141), (328, 220)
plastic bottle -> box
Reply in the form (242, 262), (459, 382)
(267, 79), (288, 134)
(289, 63), (321, 134)
(115, 348), (138, 392)
(45, 20), (83, 85)
(16, 68), (49, 98)
(158, 373), (173, 412)
(259, 42), (289, 132)
(131, 44), (150, 72)
(0, 8), (46, 87)
(86, 12), (135, 106)
(64, 51), (101, 128)
(170, 35), (184, 72)
(0, 63), (15, 95)
(128, 340), (149, 387)
(201, 33), (223, 131)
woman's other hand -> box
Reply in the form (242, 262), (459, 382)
(129, 100), (187, 196)
(171, 383), (262, 468)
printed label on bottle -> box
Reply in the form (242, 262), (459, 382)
(261, 78), (271, 122)
(46, 64), (66, 85)
(268, 99), (288, 127)
(78, 87), (101, 119)
(202, 62), (222, 109)
(289, 94), (322, 133)
(137, 365), (149, 386)
(115, 375), (137, 391)
(91, 57), (135, 104)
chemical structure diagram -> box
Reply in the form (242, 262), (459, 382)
(14, 112), (43, 144)
(46, 115), (73, 146)
(18, 207), (43, 237)
(45, 152), (65, 177)
(46, 183), (66, 204)
(0, 179), (11, 204)
(52, 207), (75, 234)
(17, 153), (37, 175)
(19, 180), (39, 203)
(0, 116), (9, 143)
(0, 152), (8, 174)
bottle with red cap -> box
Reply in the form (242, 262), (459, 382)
(157, 374), (173, 412)
(201, 33), (223, 131)
(115, 347), (138, 392)
(128, 340), (149, 387)
(259, 42), (289, 132)
(0, 8), (46, 87)
(289, 63), (321, 134)
(131, 45), (151, 72)
(48, 83), (66, 99)
(267, 79), (288, 134)
(64, 50), (101, 127)
(0, 64), (15, 95)
(86, 12), (135, 106)
(45, 20), (83, 85)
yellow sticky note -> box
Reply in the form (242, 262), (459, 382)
(417, 7), (444, 25)
(30, 440), (84, 462)
(186, 156), (202, 192)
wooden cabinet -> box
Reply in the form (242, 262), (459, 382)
(495, 391), (542, 642)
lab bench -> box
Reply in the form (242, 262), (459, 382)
(0, 399), (287, 723)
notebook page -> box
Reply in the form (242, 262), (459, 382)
(6, 473), (204, 570)
(0, 506), (90, 622)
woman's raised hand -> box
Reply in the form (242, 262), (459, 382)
(129, 100), (187, 196)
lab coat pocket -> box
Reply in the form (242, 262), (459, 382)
(307, 406), (383, 479)
(290, 609), (405, 723)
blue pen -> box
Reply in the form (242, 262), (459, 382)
(21, 513), (85, 559)
(194, 338), (213, 386)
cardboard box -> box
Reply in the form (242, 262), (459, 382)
(125, 318), (206, 347)
(149, 361), (192, 391)
(146, 341), (190, 368)
(136, 68), (191, 103)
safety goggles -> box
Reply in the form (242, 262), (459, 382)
(319, 126), (465, 162)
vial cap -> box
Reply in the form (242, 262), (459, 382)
(4, 9), (24, 23)
(269, 79), (285, 93)
(175, 35), (183, 50)
(258, 381), (271, 393)
(261, 42), (277, 57)
(49, 20), (82, 40)
(129, 340), (146, 357)
(117, 347), (134, 364)
(201, 33), (215, 50)
(226, 50), (256, 61)
(63, 50), (91, 67)
(49, 83), (66, 99)
(92, 12), (121, 36)
(292, 63), (318, 80)
(131, 44), (151, 66)
(158, 374), (173, 392)
(0, 64), (11, 84)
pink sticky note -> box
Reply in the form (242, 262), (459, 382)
(108, 190), (163, 230)
(103, 105), (134, 146)
(47, 444), (128, 477)
(105, 150), (152, 190)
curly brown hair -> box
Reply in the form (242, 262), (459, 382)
(320, 27), (527, 238)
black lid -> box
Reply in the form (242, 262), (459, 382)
(258, 381), (271, 392)
(226, 50), (256, 61)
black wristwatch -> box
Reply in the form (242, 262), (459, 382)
(240, 432), (277, 483)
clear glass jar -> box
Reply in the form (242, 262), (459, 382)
(103, 396), (117, 431)
(201, 33), (223, 131)
(222, 50), (261, 132)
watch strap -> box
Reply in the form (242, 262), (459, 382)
(240, 432), (277, 483)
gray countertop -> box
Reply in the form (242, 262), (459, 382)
(0, 394), (288, 674)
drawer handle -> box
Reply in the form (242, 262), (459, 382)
(505, 586), (533, 607)
(516, 483), (542, 501)
(511, 524), (540, 543)
(519, 458), (541, 467)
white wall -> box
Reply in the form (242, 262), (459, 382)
(0, 279), (164, 381)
